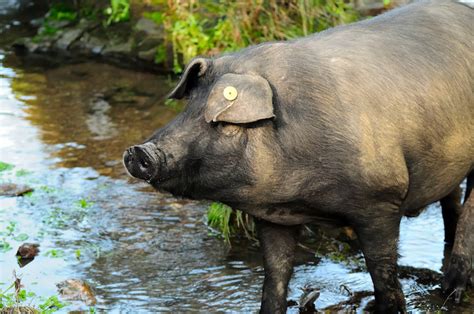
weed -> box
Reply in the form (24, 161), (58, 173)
(207, 202), (233, 244)
(0, 238), (12, 252)
(75, 249), (81, 260)
(0, 161), (14, 172)
(104, 0), (130, 25)
(13, 233), (29, 242)
(164, 98), (182, 111)
(15, 169), (32, 177)
(48, 5), (78, 22)
(207, 202), (256, 244)
(147, 0), (359, 72)
(39, 186), (56, 194)
(38, 295), (66, 313)
(76, 198), (93, 209)
(5, 221), (17, 236)
(44, 249), (65, 258)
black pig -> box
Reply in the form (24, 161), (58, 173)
(124, 1), (473, 313)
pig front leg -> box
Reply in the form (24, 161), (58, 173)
(443, 173), (473, 303)
(256, 219), (300, 314)
(353, 205), (406, 313)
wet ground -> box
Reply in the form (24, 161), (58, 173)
(0, 3), (472, 313)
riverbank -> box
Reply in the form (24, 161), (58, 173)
(10, 0), (408, 74)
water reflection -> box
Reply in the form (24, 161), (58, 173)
(4, 55), (178, 176)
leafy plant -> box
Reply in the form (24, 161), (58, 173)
(15, 169), (32, 177)
(207, 202), (256, 244)
(0, 276), (66, 312)
(38, 295), (66, 313)
(44, 249), (65, 258)
(0, 239), (12, 252)
(0, 161), (14, 172)
(0, 282), (16, 309)
(48, 5), (78, 22)
(207, 202), (233, 243)
(147, 0), (359, 72)
(13, 233), (29, 242)
(75, 249), (81, 260)
(76, 198), (93, 209)
(104, 0), (131, 25)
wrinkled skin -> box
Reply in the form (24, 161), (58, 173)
(124, 1), (473, 313)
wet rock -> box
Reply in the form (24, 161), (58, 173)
(138, 34), (162, 50)
(137, 47), (157, 62)
(70, 33), (106, 55)
(133, 18), (164, 63)
(55, 20), (99, 51)
(13, 13), (167, 72)
(29, 17), (44, 28)
(12, 38), (52, 54)
(398, 265), (442, 285)
(40, 19), (72, 31)
(323, 290), (373, 312)
(55, 28), (84, 50)
(16, 243), (40, 259)
(16, 243), (40, 267)
(57, 279), (97, 306)
(102, 38), (133, 57)
(134, 17), (163, 38)
(0, 183), (33, 196)
(298, 284), (320, 313)
(0, 306), (38, 313)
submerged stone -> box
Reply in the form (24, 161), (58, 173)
(0, 183), (33, 196)
(57, 279), (97, 306)
(16, 243), (40, 267)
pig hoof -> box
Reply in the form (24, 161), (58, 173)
(442, 254), (471, 303)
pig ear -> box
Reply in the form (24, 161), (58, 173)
(204, 73), (275, 124)
(168, 58), (210, 99)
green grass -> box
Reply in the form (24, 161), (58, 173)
(146, 0), (359, 72)
(48, 5), (78, 22)
(104, 0), (130, 25)
(0, 161), (14, 172)
(44, 249), (65, 258)
(76, 198), (93, 209)
(15, 169), (32, 177)
(207, 202), (256, 244)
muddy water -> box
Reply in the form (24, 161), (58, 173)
(0, 5), (472, 314)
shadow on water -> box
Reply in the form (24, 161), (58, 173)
(0, 3), (472, 313)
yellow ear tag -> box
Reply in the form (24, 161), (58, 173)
(223, 86), (238, 101)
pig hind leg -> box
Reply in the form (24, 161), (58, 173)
(440, 186), (462, 245)
(443, 172), (473, 303)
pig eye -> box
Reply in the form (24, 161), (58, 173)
(217, 122), (241, 137)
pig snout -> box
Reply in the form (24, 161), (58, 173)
(123, 143), (161, 181)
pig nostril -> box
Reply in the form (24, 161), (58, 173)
(140, 159), (149, 168)
(124, 144), (159, 181)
